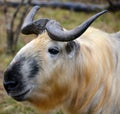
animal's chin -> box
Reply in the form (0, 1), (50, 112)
(11, 89), (31, 101)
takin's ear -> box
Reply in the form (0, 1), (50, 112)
(65, 41), (80, 58)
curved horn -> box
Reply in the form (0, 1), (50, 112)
(21, 6), (49, 35)
(46, 10), (108, 42)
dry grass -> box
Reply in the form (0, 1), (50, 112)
(0, 5), (120, 114)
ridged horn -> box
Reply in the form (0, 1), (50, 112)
(46, 10), (108, 42)
(21, 6), (49, 35)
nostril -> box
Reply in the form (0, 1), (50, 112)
(3, 81), (18, 91)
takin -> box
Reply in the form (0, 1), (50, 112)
(3, 6), (120, 114)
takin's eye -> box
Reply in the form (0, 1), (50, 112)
(48, 47), (59, 55)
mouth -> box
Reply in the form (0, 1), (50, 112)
(11, 89), (31, 101)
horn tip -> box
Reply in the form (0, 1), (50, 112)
(100, 10), (108, 15)
(33, 5), (40, 10)
(103, 9), (108, 13)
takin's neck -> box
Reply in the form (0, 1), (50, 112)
(63, 28), (120, 114)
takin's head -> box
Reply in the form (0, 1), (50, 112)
(3, 6), (108, 111)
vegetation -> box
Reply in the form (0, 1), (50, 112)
(0, 6), (120, 114)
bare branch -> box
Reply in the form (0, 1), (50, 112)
(3, 0), (31, 54)
(3, 0), (11, 30)
(14, 0), (32, 45)
(10, 0), (25, 31)
(1, 1), (120, 12)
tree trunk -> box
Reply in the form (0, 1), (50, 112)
(6, 29), (14, 54)
(1, 1), (120, 12)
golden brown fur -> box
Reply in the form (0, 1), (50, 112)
(65, 27), (116, 114)
(22, 27), (120, 114)
(8, 27), (120, 114)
